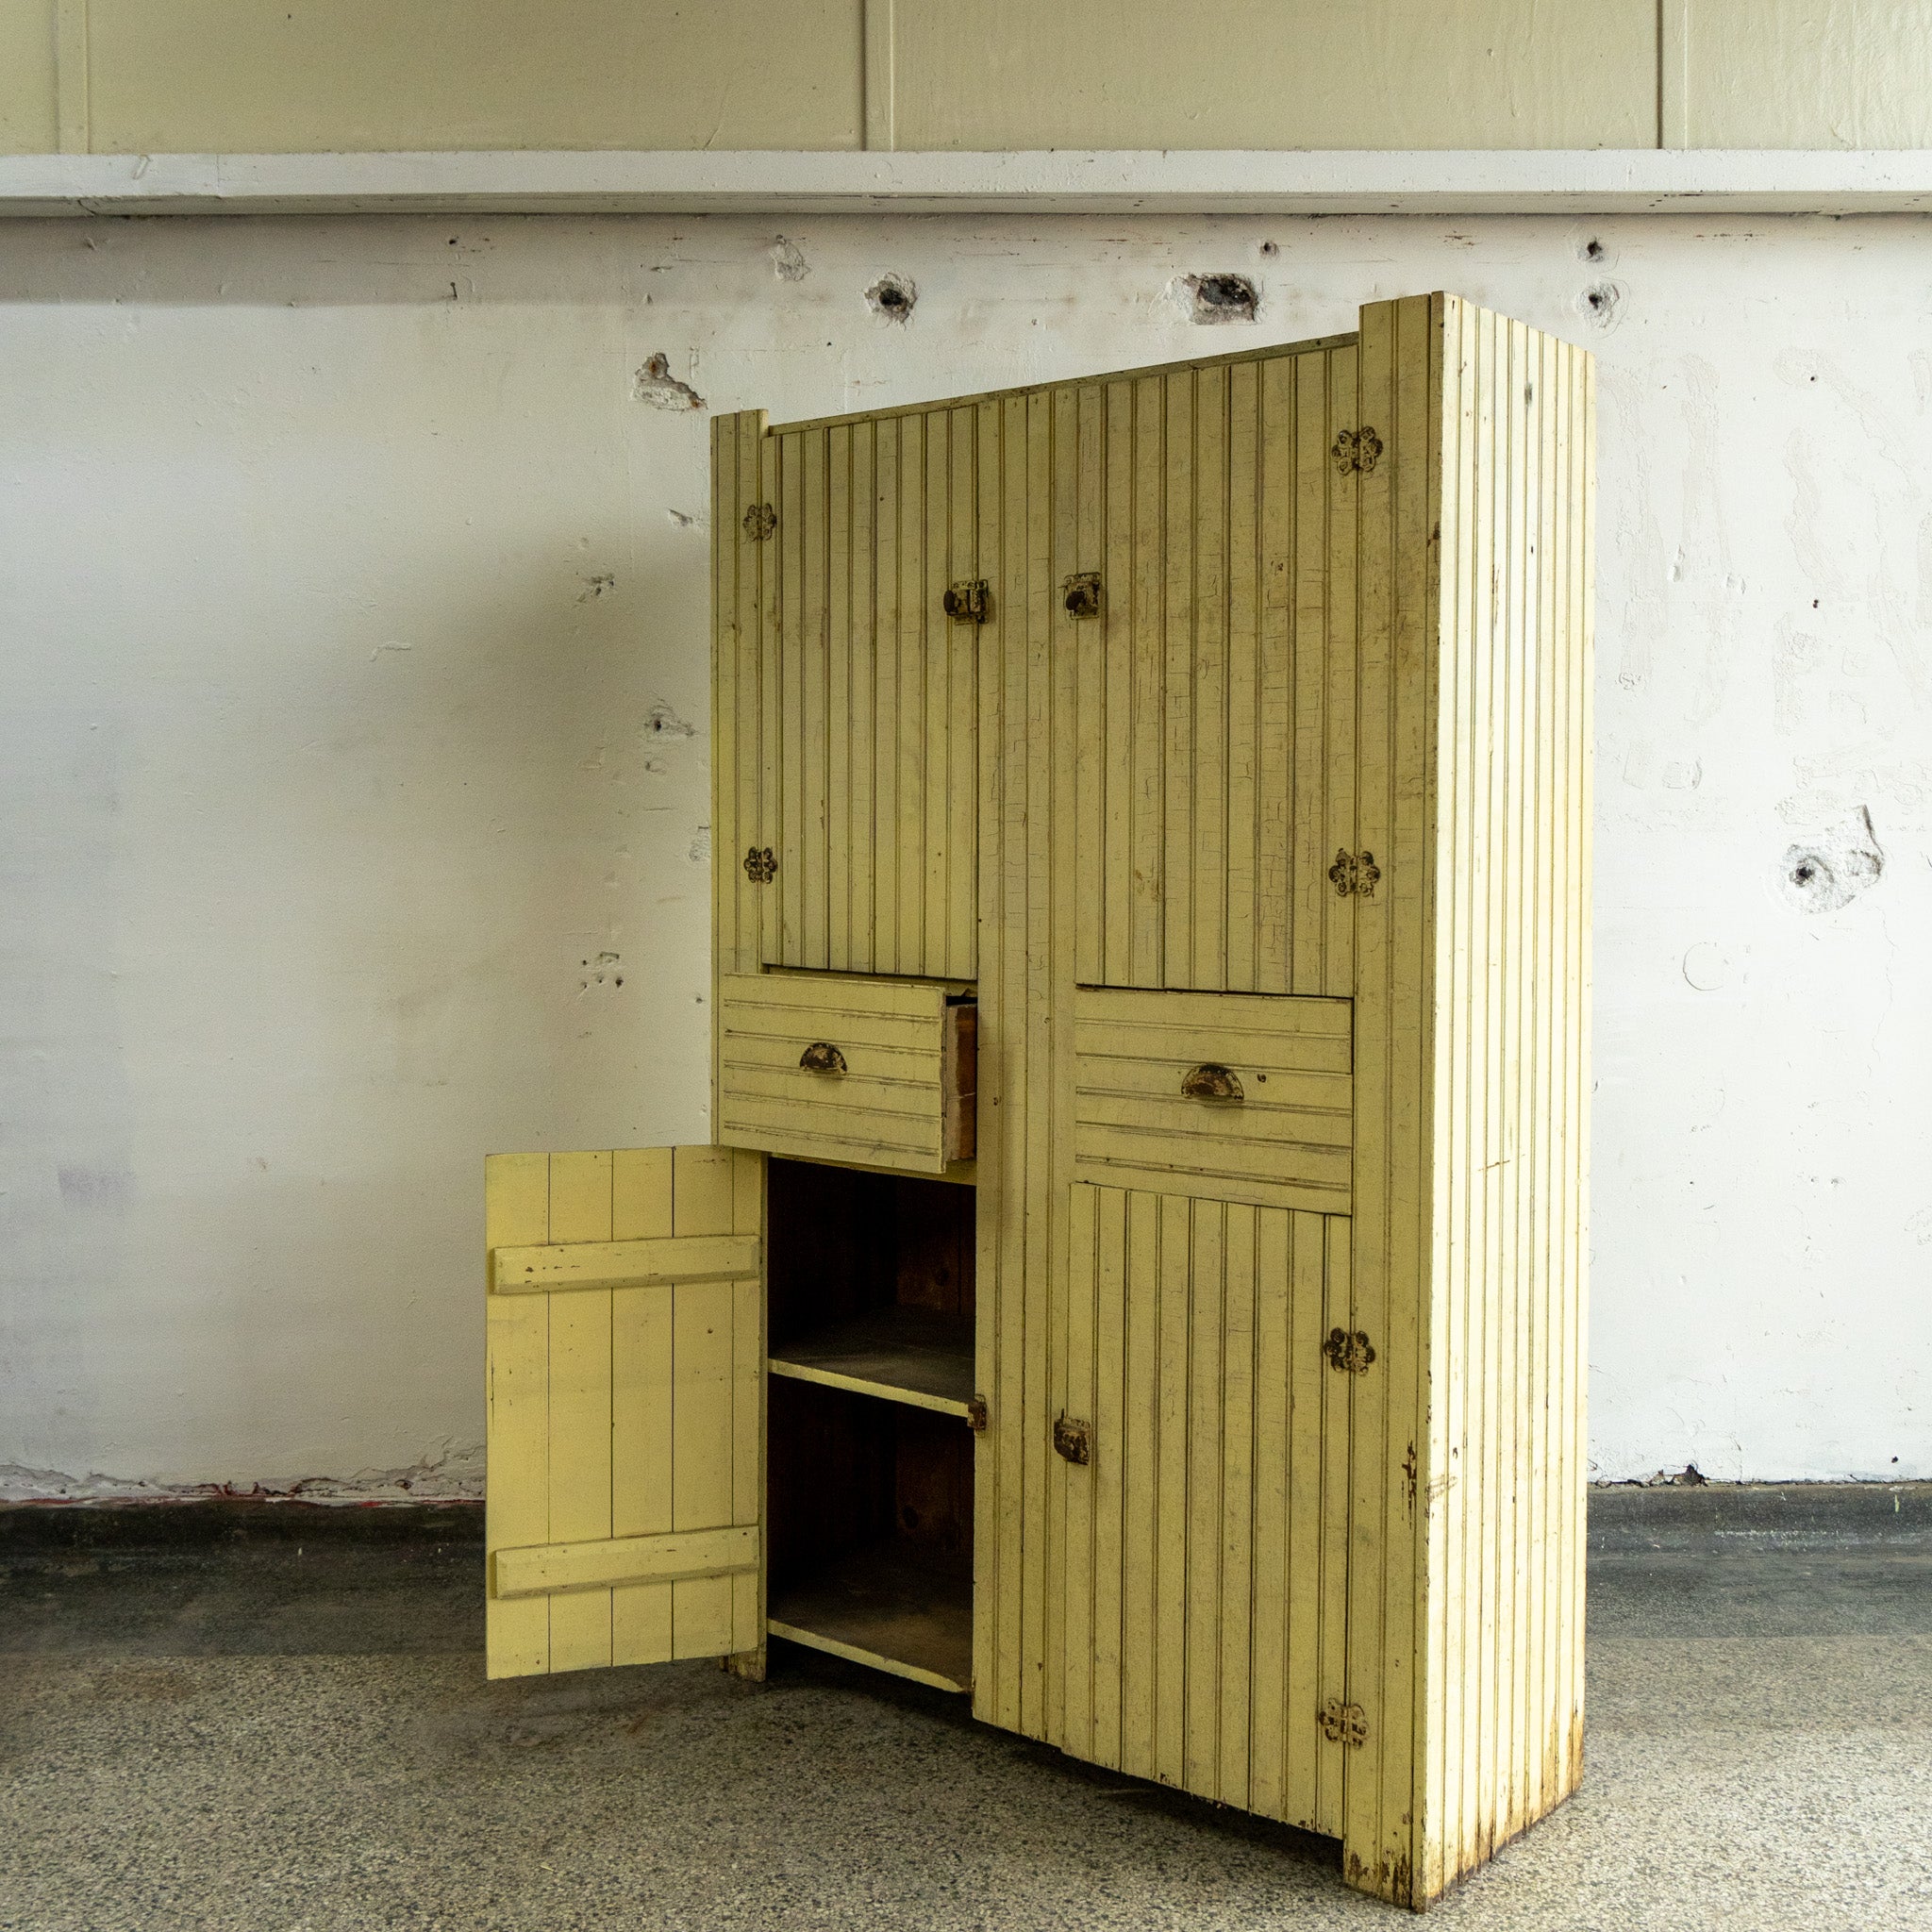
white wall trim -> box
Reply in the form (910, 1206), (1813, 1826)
(6, 147), (1932, 218)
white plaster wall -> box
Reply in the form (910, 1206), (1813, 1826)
(1, 212), (1926, 1494)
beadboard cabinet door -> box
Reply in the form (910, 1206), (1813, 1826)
(1053, 1183), (1356, 1839)
(1066, 342), (1363, 1000)
(713, 406), (982, 989)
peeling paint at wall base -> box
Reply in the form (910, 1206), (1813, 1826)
(0, 1445), (486, 1507)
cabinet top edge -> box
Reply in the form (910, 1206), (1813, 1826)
(761, 326), (1363, 437)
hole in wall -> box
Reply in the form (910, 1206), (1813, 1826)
(1182, 274), (1259, 324)
(865, 275), (917, 324)
(1776, 805), (1884, 914)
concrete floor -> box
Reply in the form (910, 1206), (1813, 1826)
(2, 1490), (1928, 1930)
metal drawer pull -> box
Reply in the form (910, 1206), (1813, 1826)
(798, 1041), (847, 1074)
(1180, 1062), (1243, 1103)
(1053, 1415), (1091, 1465)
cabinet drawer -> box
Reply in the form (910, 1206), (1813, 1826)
(1073, 988), (1352, 1213)
(719, 973), (975, 1175)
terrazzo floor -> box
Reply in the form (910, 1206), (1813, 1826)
(2, 1491), (1927, 1930)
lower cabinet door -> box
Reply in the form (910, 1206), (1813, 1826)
(483, 1145), (765, 1679)
(1052, 1181), (1353, 1840)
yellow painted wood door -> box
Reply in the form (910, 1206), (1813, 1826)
(761, 407), (980, 980)
(483, 1145), (764, 1679)
(1067, 343), (1360, 997)
(1052, 1182), (1353, 1839)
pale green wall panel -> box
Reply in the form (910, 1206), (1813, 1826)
(891, 0), (1658, 151)
(82, 0), (865, 153)
(0, 0), (58, 153)
(1685, 0), (1932, 147)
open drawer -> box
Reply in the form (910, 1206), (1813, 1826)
(718, 972), (975, 1176)
(1072, 986), (1353, 1213)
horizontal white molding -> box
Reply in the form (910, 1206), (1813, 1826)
(4, 148), (1932, 218)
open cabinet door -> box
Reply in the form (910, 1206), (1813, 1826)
(484, 1145), (764, 1679)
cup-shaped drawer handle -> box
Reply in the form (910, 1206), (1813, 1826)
(1180, 1062), (1243, 1103)
(799, 1041), (847, 1074)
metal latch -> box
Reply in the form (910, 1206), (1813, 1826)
(1062, 572), (1103, 619)
(1318, 1698), (1368, 1747)
(1323, 1327), (1376, 1375)
(1326, 848), (1380, 898)
(1052, 1414), (1091, 1465)
(965, 1394), (989, 1433)
(942, 578), (991, 623)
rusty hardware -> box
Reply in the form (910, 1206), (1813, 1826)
(1062, 572), (1103, 619)
(798, 1041), (848, 1074)
(743, 846), (778, 884)
(1402, 1442), (1419, 1508)
(1180, 1062), (1244, 1103)
(1323, 1326), (1376, 1375)
(1326, 847), (1380, 898)
(1318, 1698), (1369, 1747)
(942, 578), (991, 624)
(965, 1394), (990, 1433)
(1331, 426), (1384, 475)
(1052, 1414), (1092, 1465)
(741, 502), (777, 541)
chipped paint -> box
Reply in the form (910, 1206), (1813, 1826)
(2, 211), (1927, 1494)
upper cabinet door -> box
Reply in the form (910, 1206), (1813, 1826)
(1066, 349), (1362, 998)
(483, 1146), (765, 1680)
(715, 407), (982, 986)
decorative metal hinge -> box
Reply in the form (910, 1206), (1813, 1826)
(1327, 847), (1380, 898)
(1331, 426), (1384, 475)
(1052, 1414), (1092, 1465)
(1318, 1698), (1369, 1747)
(743, 846), (778, 884)
(966, 1394), (989, 1433)
(1323, 1327), (1376, 1375)
(1062, 572), (1103, 619)
(741, 502), (777, 541)
(943, 578), (991, 624)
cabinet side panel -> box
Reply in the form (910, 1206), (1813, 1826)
(1413, 300), (1593, 1905)
(1342, 294), (1439, 1907)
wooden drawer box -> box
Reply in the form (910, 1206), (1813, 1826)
(1072, 987), (1352, 1214)
(718, 972), (975, 1175)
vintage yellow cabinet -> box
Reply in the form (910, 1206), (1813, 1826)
(484, 293), (1592, 1909)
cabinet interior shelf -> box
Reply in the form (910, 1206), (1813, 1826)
(767, 1540), (972, 1694)
(767, 1305), (974, 1417)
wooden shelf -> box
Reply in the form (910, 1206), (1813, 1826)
(768, 1307), (974, 1417)
(768, 1541), (972, 1694)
